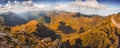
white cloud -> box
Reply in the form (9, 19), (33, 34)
(0, 0), (120, 16)
(54, 0), (120, 16)
(70, 0), (108, 9)
(0, 1), (46, 13)
(21, 1), (34, 6)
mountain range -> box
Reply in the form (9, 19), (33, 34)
(0, 10), (120, 48)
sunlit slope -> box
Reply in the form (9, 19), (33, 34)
(0, 11), (120, 48)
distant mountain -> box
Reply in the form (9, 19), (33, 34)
(0, 10), (103, 26)
(0, 11), (27, 26)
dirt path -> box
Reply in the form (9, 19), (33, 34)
(111, 15), (120, 28)
(0, 33), (7, 35)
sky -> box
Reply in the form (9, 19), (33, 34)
(37, 0), (120, 9)
(0, 0), (120, 16)
(0, 0), (119, 8)
(97, 0), (120, 9)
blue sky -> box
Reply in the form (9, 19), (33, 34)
(0, 0), (119, 9)
(35, 0), (120, 9)
(0, 0), (119, 16)
(31, 0), (120, 9)
(97, 0), (120, 9)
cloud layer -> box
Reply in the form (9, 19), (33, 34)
(53, 0), (120, 16)
(0, 0), (120, 16)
